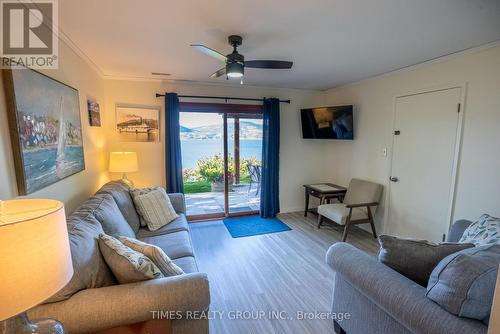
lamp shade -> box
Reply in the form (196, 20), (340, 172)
(0, 199), (73, 321)
(109, 152), (139, 173)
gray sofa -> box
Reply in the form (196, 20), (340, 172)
(27, 181), (210, 334)
(326, 220), (488, 334)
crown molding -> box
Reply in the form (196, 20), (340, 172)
(56, 29), (106, 78)
(324, 39), (500, 92)
(33, 0), (499, 92)
(101, 74), (323, 93)
(17, 0), (106, 78)
(62, 37), (500, 92)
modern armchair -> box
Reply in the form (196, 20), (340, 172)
(317, 178), (383, 242)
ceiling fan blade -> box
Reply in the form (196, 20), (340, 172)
(244, 60), (293, 69)
(191, 44), (227, 63)
(210, 67), (227, 78)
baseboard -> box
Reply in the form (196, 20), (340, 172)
(279, 206), (304, 214)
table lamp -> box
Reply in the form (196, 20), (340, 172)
(109, 151), (138, 187)
(0, 199), (73, 333)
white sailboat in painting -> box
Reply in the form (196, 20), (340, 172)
(55, 96), (67, 179)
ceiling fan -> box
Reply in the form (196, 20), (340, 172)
(191, 35), (293, 81)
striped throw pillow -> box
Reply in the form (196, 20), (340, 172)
(119, 236), (184, 276)
(130, 186), (163, 226)
(131, 187), (178, 231)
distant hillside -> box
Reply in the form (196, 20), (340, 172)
(238, 121), (263, 130)
(180, 120), (262, 139)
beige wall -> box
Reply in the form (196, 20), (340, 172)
(103, 80), (325, 212)
(0, 42), (109, 213)
(2, 40), (498, 222)
(322, 45), (500, 233)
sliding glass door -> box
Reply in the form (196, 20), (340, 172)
(180, 112), (225, 218)
(227, 115), (263, 214)
(179, 103), (262, 220)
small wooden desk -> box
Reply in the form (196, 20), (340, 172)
(303, 183), (347, 217)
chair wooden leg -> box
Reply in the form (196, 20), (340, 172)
(342, 208), (353, 242)
(342, 221), (351, 242)
(367, 206), (377, 239)
(317, 215), (324, 229)
(333, 320), (346, 334)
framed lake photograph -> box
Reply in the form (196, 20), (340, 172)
(3, 68), (85, 195)
(116, 105), (160, 142)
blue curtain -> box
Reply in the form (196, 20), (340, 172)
(165, 93), (184, 193)
(260, 98), (280, 218)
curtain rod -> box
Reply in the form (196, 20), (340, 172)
(155, 93), (291, 104)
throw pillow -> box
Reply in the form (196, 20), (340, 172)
(130, 186), (163, 227)
(459, 214), (500, 246)
(119, 236), (184, 276)
(378, 235), (474, 286)
(426, 244), (500, 323)
(130, 187), (178, 231)
(98, 234), (164, 284)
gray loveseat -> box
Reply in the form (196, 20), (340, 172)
(326, 220), (488, 334)
(27, 181), (210, 334)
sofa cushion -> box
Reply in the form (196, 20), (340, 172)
(378, 235), (474, 286)
(426, 244), (500, 322)
(119, 236), (184, 277)
(317, 203), (367, 225)
(78, 193), (135, 238)
(96, 181), (141, 234)
(98, 234), (164, 284)
(136, 214), (189, 238)
(139, 231), (194, 260)
(43, 215), (116, 304)
(173, 256), (198, 274)
(459, 214), (500, 246)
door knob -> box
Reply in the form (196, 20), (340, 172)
(389, 177), (399, 182)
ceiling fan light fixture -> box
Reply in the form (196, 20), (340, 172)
(191, 35), (293, 79)
(226, 62), (244, 78)
(227, 72), (243, 78)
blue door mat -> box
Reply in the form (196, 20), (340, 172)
(223, 215), (291, 238)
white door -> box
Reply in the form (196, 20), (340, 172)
(388, 88), (461, 242)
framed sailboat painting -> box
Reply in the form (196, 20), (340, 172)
(3, 67), (85, 195)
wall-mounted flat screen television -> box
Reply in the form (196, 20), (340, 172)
(301, 105), (354, 140)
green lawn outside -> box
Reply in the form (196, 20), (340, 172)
(183, 175), (253, 194)
(240, 175), (251, 184)
(184, 181), (211, 194)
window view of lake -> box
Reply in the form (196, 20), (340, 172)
(180, 116), (263, 168)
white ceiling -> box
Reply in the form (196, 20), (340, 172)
(59, 0), (500, 90)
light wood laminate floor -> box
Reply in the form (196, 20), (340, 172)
(190, 211), (379, 334)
